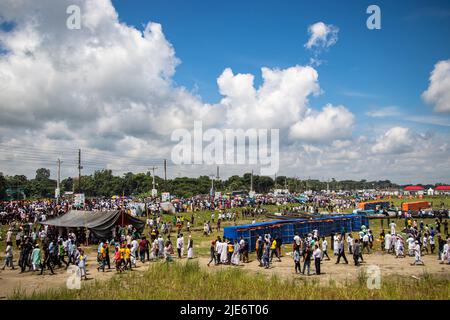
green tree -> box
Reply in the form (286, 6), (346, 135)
(0, 172), (7, 199)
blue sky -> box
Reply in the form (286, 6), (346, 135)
(112, 0), (450, 134)
(1, 0), (449, 183)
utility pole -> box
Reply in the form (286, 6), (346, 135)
(216, 166), (220, 180)
(209, 174), (215, 198)
(78, 149), (83, 193)
(150, 166), (158, 196)
(250, 170), (254, 192)
(274, 174), (277, 190)
(56, 158), (62, 202)
(164, 159), (167, 181)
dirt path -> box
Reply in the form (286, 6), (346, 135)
(0, 250), (152, 299)
(197, 251), (450, 285)
(1, 249), (449, 299)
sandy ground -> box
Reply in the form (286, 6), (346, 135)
(0, 248), (449, 299)
(198, 251), (450, 286)
(0, 250), (151, 299)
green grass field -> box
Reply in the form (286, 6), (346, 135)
(9, 260), (450, 300)
(2, 196), (449, 300)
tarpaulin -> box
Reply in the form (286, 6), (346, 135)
(40, 210), (145, 239)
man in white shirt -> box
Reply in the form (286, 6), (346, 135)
(313, 245), (322, 275)
(333, 234), (339, 256)
(294, 233), (301, 248)
(347, 234), (354, 254)
(6, 228), (12, 243)
(385, 232), (392, 253)
(411, 241), (424, 265)
(177, 234), (184, 258)
(362, 233), (370, 254)
(131, 238), (139, 266)
(321, 237), (330, 260)
(390, 221), (396, 235)
(407, 235), (415, 256)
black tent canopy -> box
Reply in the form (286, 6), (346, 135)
(41, 210), (145, 239)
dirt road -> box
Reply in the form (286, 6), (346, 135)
(1, 249), (448, 299)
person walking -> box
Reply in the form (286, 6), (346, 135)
(114, 246), (124, 273)
(58, 240), (69, 269)
(411, 241), (425, 265)
(40, 244), (55, 275)
(347, 234), (354, 254)
(176, 234), (183, 259)
(256, 236), (264, 266)
(97, 243), (107, 272)
(336, 236), (348, 264)
(31, 244), (41, 271)
(353, 239), (361, 266)
(207, 239), (217, 266)
(302, 246), (312, 275)
(293, 248), (301, 273)
(313, 244), (322, 275)
(262, 241), (270, 269)
(77, 249), (87, 280)
(125, 244), (132, 270)
(321, 237), (330, 261)
(187, 235), (194, 259)
(270, 238), (281, 262)
(1, 241), (15, 270)
(362, 233), (370, 254)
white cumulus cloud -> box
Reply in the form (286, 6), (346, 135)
(289, 104), (354, 142)
(217, 65), (321, 129)
(304, 22), (339, 50)
(422, 59), (450, 113)
(371, 127), (414, 154)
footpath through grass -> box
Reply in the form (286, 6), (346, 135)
(9, 260), (450, 300)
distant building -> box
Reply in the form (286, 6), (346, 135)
(434, 185), (450, 195)
(403, 185), (425, 196)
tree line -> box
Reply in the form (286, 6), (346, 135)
(0, 168), (417, 200)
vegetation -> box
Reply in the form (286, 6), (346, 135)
(1, 167), (429, 200)
(9, 260), (449, 300)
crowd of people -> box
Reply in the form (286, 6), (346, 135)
(1, 193), (449, 283)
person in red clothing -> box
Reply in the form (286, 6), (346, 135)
(114, 246), (123, 273)
(139, 237), (148, 263)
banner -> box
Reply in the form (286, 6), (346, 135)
(161, 192), (170, 202)
(74, 193), (85, 206)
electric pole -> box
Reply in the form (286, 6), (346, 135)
(78, 149), (83, 193)
(209, 174), (216, 199)
(164, 159), (167, 181)
(250, 170), (254, 192)
(56, 158), (62, 202)
(150, 166), (158, 196)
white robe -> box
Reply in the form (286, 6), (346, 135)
(333, 236), (339, 255)
(385, 234), (392, 250)
(221, 243), (228, 263)
(187, 240), (194, 259)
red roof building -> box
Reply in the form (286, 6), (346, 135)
(434, 186), (450, 191)
(404, 185), (425, 191)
